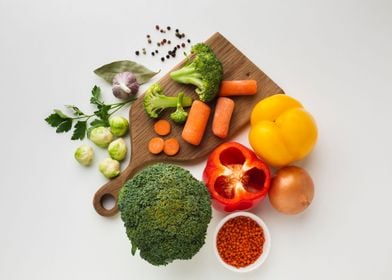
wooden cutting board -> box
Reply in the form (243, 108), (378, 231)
(93, 32), (283, 217)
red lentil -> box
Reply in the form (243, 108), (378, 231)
(216, 216), (264, 268)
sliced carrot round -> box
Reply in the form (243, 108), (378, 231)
(148, 137), (165, 155)
(163, 138), (180, 156)
(154, 119), (171, 136)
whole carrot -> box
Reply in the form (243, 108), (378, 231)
(182, 100), (211, 146)
(212, 97), (235, 139)
(219, 80), (257, 97)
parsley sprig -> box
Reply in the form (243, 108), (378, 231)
(45, 86), (135, 140)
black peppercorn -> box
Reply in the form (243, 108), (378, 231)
(135, 51), (139, 56)
(161, 57), (165, 62)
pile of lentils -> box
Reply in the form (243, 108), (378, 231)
(134, 25), (192, 62)
(216, 216), (265, 268)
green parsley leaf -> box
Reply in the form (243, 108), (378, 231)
(90, 85), (103, 105)
(71, 121), (87, 140)
(56, 119), (73, 133)
(94, 105), (110, 122)
(45, 113), (66, 127)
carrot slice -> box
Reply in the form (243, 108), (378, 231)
(212, 97), (235, 139)
(148, 137), (165, 154)
(154, 119), (171, 136)
(182, 100), (211, 146)
(163, 138), (180, 156)
(219, 80), (257, 97)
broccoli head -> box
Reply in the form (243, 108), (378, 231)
(170, 92), (188, 123)
(143, 83), (193, 118)
(118, 163), (212, 266)
(170, 43), (223, 102)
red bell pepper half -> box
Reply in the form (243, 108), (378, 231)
(203, 142), (271, 212)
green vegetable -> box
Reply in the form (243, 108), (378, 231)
(74, 144), (94, 166)
(94, 60), (159, 85)
(108, 138), (127, 161)
(89, 127), (113, 148)
(99, 158), (120, 178)
(143, 83), (193, 118)
(170, 43), (223, 102)
(170, 92), (188, 123)
(45, 86), (135, 140)
(109, 116), (129, 136)
(118, 163), (212, 266)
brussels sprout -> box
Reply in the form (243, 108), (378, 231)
(74, 144), (94, 166)
(109, 116), (129, 136)
(89, 127), (113, 148)
(99, 158), (120, 179)
(108, 138), (127, 161)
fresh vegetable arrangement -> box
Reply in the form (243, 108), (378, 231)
(44, 30), (320, 272)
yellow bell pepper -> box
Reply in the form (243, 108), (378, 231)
(249, 94), (317, 167)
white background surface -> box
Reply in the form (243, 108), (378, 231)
(1, 0), (391, 279)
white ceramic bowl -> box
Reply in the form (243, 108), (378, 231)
(213, 211), (271, 273)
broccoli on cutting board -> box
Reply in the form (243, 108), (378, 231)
(118, 163), (212, 266)
(170, 43), (223, 102)
(169, 92), (188, 123)
(143, 83), (193, 118)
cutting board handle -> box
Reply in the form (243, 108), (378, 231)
(93, 161), (138, 217)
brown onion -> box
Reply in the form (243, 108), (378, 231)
(269, 166), (314, 215)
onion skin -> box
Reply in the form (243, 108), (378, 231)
(269, 166), (314, 215)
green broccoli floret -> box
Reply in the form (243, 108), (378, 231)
(170, 43), (223, 102)
(143, 83), (193, 118)
(170, 92), (188, 123)
(118, 163), (212, 266)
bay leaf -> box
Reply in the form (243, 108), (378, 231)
(94, 60), (159, 84)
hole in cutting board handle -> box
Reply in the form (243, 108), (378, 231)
(101, 193), (117, 212)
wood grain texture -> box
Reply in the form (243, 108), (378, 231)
(93, 32), (284, 217)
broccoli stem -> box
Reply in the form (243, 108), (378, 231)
(170, 66), (203, 88)
(153, 95), (192, 108)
